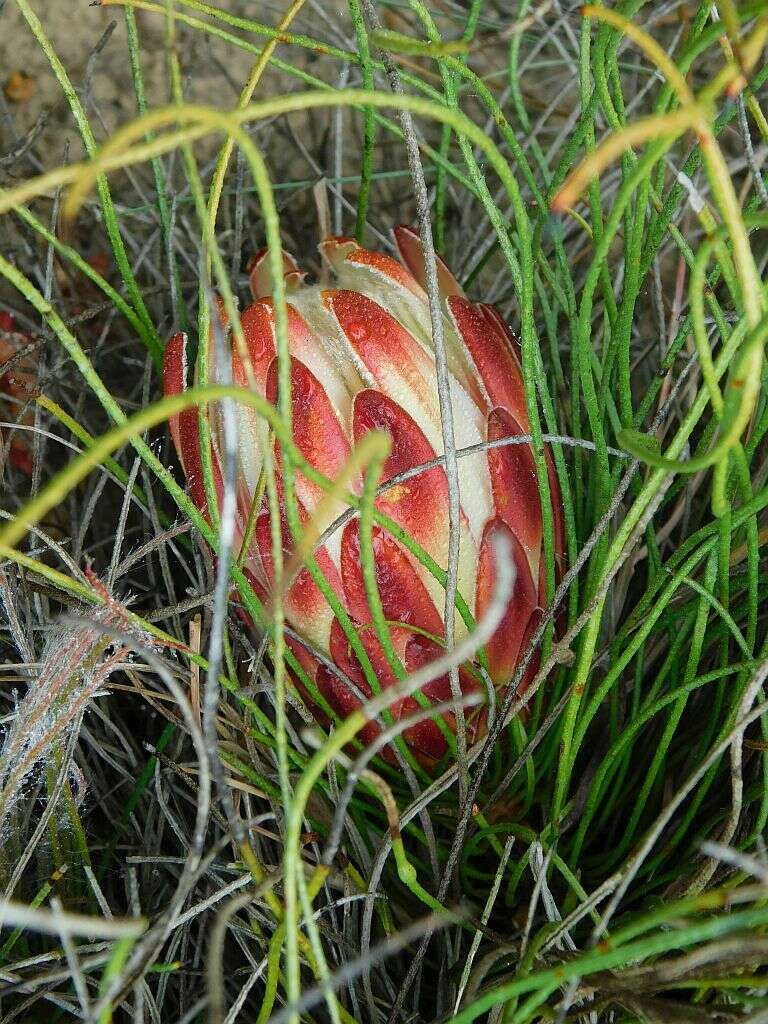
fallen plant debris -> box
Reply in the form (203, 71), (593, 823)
(3, 69), (35, 104)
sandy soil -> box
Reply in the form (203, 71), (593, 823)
(0, 1), (261, 167)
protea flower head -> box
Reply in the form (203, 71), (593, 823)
(164, 228), (564, 766)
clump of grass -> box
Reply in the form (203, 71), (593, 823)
(0, 1), (767, 1022)
(0, 576), (137, 845)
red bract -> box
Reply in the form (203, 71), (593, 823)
(164, 228), (564, 766)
